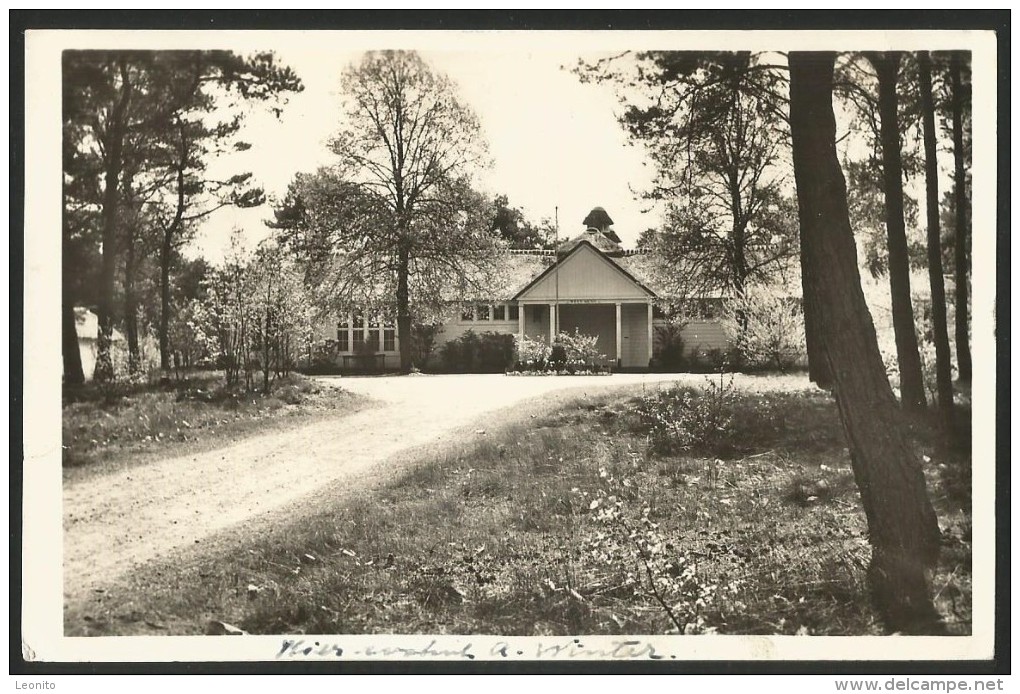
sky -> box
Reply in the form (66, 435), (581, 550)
(191, 48), (659, 261)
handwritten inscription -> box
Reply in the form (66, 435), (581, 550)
(277, 638), (668, 660)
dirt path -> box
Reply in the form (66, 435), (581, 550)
(64, 372), (731, 606)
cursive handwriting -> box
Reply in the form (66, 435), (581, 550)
(276, 637), (669, 660)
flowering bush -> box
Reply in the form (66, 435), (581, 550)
(514, 334), (551, 370)
(721, 286), (805, 372)
(640, 373), (735, 456)
(555, 328), (605, 368)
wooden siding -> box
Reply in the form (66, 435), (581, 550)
(518, 243), (652, 302)
(653, 318), (731, 356)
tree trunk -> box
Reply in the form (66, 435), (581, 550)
(94, 58), (133, 383)
(865, 52), (927, 411)
(918, 52), (956, 433)
(950, 52), (972, 383)
(62, 300), (85, 386)
(124, 235), (141, 375)
(396, 243), (412, 373)
(788, 52), (943, 634)
(159, 238), (172, 377)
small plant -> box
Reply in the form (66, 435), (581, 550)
(653, 320), (688, 372)
(441, 330), (515, 373)
(640, 373), (736, 456)
(514, 334), (551, 371)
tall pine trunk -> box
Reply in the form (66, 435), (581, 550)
(950, 52), (972, 383)
(800, 225), (833, 389)
(93, 58), (133, 383)
(788, 52), (942, 634)
(918, 51), (956, 432)
(865, 52), (927, 411)
(124, 232), (141, 375)
(159, 238), (172, 376)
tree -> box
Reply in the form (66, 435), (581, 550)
(278, 51), (495, 372)
(917, 52), (955, 432)
(489, 195), (552, 249)
(589, 52), (798, 299)
(948, 51), (972, 383)
(787, 52), (942, 634)
(577, 52), (823, 381)
(861, 52), (928, 411)
(62, 50), (303, 381)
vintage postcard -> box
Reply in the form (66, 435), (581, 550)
(19, 22), (1001, 668)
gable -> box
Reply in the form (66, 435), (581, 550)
(515, 243), (654, 302)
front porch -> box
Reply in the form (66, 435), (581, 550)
(517, 300), (654, 369)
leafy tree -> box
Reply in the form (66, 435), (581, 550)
(582, 51), (798, 299)
(273, 51), (498, 372)
(788, 52), (942, 634)
(489, 195), (552, 249)
(61, 50), (302, 381)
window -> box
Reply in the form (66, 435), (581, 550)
(461, 303), (475, 322)
(337, 317), (350, 352)
(492, 304), (506, 321)
(383, 320), (396, 352)
(508, 304), (520, 321)
(476, 304), (490, 321)
(352, 311), (366, 352)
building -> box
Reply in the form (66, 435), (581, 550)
(323, 207), (731, 372)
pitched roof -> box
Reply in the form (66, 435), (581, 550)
(511, 240), (657, 300)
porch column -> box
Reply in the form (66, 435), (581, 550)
(548, 303), (557, 343)
(615, 302), (622, 366)
(518, 303), (525, 342)
(647, 302), (654, 367)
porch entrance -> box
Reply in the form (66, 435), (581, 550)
(558, 303), (616, 363)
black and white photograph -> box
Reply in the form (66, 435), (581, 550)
(16, 15), (1005, 673)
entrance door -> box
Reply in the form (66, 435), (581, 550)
(558, 304), (616, 363)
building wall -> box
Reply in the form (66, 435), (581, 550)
(652, 318), (732, 357)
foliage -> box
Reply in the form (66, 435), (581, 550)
(514, 334), (552, 370)
(62, 49), (303, 380)
(202, 232), (314, 392)
(271, 51), (499, 371)
(489, 194), (554, 250)
(439, 330), (516, 373)
(721, 286), (806, 372)
(554, 329), (606, 368)
(577, 51), (799, 300)
(409, 323), (442, 370)
(653, 320), (688, 372)
(639, 374), (736, 456)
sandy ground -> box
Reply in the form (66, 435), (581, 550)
(63, 372), (730, 607)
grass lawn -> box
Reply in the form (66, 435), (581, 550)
(62, 371), (370, 479)
(66, 376), (972, 637)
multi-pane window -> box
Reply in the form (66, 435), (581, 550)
(461, 303), (475, 321)
(352, 312), (366, 352)
(367, 319), (381, 352)
(492, 304), (506, 321)
(476, 304), (490, 321)
(383, 319), (396, 352)
(337, 317), (350, 352)
(508, 304), (520, 321)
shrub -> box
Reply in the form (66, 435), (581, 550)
(410, 323), (441, 370)
(555, 328), (605, 368)
(440, 330), (515, 373)
(640, 374), (736, 456)
(514, 334), (551, 371)
(722, 287), (806, 372)
(653, 321), (687, 372)
(303, 339), (341, 375)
